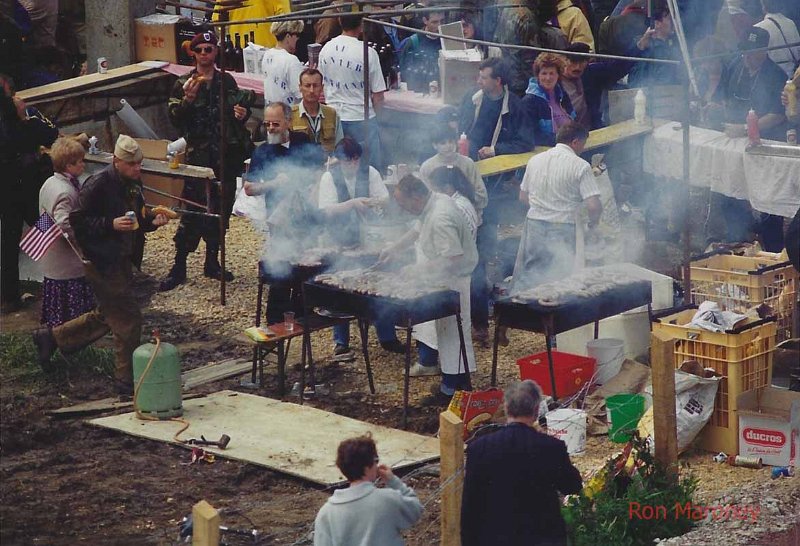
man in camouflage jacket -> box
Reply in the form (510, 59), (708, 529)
(160, 30), (255, 291)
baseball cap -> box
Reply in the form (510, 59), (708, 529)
(738, 26), (769, 52)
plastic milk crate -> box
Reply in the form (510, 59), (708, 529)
(690, 252), (797, 342)
(652, 306), (777, 454)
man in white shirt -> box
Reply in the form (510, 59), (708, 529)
(318, 137), (405, 359)
(381, 175), (478, 405)
(513, 121), (602, 291)
(755, 0), (800, 77)
(262, 20), (305, 105)
(419, 126), (491, 345)
(319, 13), (387, 172)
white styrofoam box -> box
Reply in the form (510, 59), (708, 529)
(555, 264), (674, 359)
(738, 388), (800, 467)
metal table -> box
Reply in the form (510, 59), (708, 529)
(303, 281), (469, 427)
(491, 281), (653, 399)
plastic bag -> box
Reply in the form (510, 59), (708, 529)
(638, 369), (720, 453)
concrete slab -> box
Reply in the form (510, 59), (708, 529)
(88, 390), (440, 486)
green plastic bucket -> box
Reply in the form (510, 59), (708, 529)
(606, 393), (645, 443)
(132, 341), (183, 419)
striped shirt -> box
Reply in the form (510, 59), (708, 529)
(520, 143), (600, 224)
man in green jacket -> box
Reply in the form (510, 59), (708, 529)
(160, 30), (255, 291)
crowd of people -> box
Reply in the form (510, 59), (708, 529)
(3, 1), (800, 544)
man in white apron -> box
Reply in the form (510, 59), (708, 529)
(381, 175), (478, 405)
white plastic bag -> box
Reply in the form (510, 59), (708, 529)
(232, 185), (268, 231)
(638, 370), (720, 453)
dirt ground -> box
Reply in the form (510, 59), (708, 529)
(1, 217), (798, 545)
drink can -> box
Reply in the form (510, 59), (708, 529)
(429, 80), (439, 97)
(713, 452), (728, 463)
(98, 57), (108, 74)
(727, 455), (762, 469)
(787, 129), (797, 146)
(771, 466), (794, 479)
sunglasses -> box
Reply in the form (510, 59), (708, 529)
(193, 46), (215, 54)
(263, 121), (284, 128)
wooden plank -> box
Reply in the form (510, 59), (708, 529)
(21, 73), (171, 108)
(47, 393), (206, 418)
(650, 330), (679, 478)
(84, 151), (216, 180)
(89, 390), (440, 486)
(192, 500), (220, 546)
(17, 63), (163, 102)
(182, 358), (252, 391)
(476, 119), (661, 177)
(439, 411), (464, 546)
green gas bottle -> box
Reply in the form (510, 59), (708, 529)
(132, 340), (183, 419)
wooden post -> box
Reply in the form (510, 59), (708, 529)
(650, 331), (679, 478)
(192, 500), (220, 546)
(440, 411), (464, 546)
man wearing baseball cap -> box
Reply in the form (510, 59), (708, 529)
(32, 135), (172, 396)
(719, 25), (787, 251)
(161, 30), (255, 291)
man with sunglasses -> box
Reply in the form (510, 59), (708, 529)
(161, 30), (255, 292)
(244, 102), (326, 325)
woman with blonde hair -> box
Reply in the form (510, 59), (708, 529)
(38, 137), (95, 327)
(261, 19), (306, 106)
(521, 52), (577, 146)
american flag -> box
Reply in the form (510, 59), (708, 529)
(19, 212), (63, 261)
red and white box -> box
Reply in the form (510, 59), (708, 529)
(737, 387), (800, 467)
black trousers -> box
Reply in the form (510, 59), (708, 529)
(1, 209), (24, 305)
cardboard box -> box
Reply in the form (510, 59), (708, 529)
(738, 387), (800, 466)
(135, 14), (188, 63)
(438, 51), (481, 106)
(135, 139), (184, 208)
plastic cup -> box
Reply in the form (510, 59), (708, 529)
(284, 311), (295, 332)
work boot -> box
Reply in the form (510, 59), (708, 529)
(159, 252), (188, 292)
(380, 339), (406, 354)
(203, 243), (233, 281)
(472, 326), (490, 348)
(32, 327), (57, 372)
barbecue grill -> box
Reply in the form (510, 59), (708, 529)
(491, 280), (653, 399)
(303, 280), (469, 427)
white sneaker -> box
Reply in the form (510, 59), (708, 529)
(409, 363), (439, 377)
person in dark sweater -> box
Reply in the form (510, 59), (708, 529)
(399, 10), (445, 93)
(245, 102), (326, 325)
(457, 57), (535, 161)
(521, 52), (577, 147)
(461, 380), (583, 546)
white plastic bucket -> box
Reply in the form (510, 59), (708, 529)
(586, 338), (625, 385)
(546, 408), (587, 455)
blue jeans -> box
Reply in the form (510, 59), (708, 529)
(417, 342), (471, 396)
(341, 118), (384, 173)
(334, 319), (397, 347)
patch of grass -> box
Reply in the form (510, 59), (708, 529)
(0, 332), (115, 377)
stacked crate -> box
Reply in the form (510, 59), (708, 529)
(690, 252), (797, 342)
(653, 307), (777, 454)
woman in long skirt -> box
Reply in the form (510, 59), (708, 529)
(38, 137), (95, 327)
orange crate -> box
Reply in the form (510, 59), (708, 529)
(652, 307), (776, 454)
(690, 252), (797, 342)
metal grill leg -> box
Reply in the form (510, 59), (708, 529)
(359, 319), (376, 394)
(403, 321), (412, 429)
(456, 312), (472, 391)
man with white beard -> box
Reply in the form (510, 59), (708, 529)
(245, 102), (325, 324)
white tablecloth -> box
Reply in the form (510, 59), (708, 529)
(643, 122), (800, 218)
